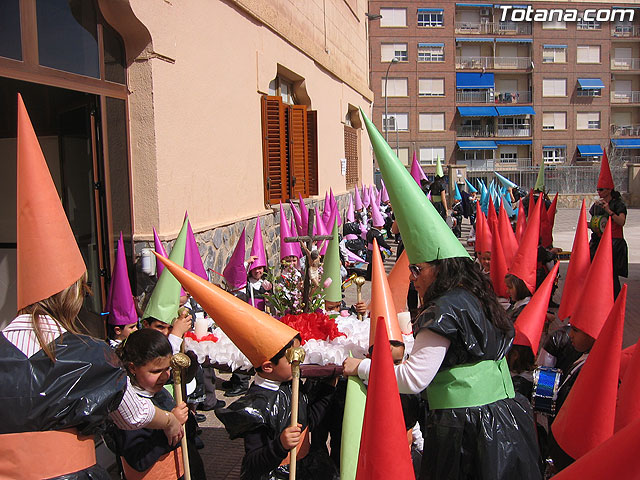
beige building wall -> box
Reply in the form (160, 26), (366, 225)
(125, 0), (374, 241)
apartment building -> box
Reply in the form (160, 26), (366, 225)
(368, 1), (640, 172)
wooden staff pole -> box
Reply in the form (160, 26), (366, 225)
(285, 345), (306, 479)
(354, 276), (365, 321)
(170, 352), (192, 480)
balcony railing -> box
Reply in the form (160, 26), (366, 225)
(611, 91), (640, 103)
(456, 90), (494, 103)
(496, 158), (533, 169)
(457, 125), (495, 137)
(494, 56), (531, 69)
(611, 25), (640, 37)
(454, 21), (532, 35)
(611, 58), (640, 70)
(611, 124), (640, 137)
(456, 56), (531, 70)
(616, 155), (640, 163)
(497, 125), (531, 136)
(495, 91), (531, 103)
(456, 56), (494, 69)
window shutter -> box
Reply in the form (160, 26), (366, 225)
(344, 125), (359, 188)
(288, 105), (309, 198)
(261, 95), (288, 206)
(307, 110), (319, 196)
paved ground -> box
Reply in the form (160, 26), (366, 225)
(188, 207), (640, 479)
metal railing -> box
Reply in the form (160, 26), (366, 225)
(495, 91), (531, 103)
(494, 56), (531, 69)
(454, 21), (532, 35)
(617, 155), (640, 163)
(611, 91), (640, 103)
(457, 125), (495, 137)
(610, 124), (640, 137)
(611, 58), (640, 70)
(456, 56), (494, 69)
(496, 125), (531, 136)
(456, 91), (494, 103)
(611, 25), (640, 37)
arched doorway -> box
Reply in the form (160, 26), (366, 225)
(0, 0), (133, 336)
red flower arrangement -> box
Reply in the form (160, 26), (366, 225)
(279, 312), (346, 345)
(185, 331), (219, 343)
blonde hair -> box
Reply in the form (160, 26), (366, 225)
(18, 272), (89, 361)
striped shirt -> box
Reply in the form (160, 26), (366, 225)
(2, 314), (155, 430)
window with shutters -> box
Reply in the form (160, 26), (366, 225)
(542, 112), (566, 130)
(542, 46), (566, 63)
(577, 45), (600, 64)
(382, 78), (408, 97)
(419, 113), (445, 131)
(419, 78), (445, 97)
(420, 147), (445, 165)
(380, 8), (407, 27)
(382, 113), (409, 131)
(344, 125), (359, 189)
(261, 94), (318, 206)
(381, 43), (408, 62)
(577, 112), (601, 130)
(542, 78), (567, 97)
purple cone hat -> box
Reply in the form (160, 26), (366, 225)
(289, 200), (303, 235)
(322, 191), (331, 226)
(330, 188), (341, 226)
(298, 193), (309, 235)
(320, 208), (337, 256)
(280, 203), (298, 260)
(381, 180), (390, 203)
(223, 228), (247, 291)
(410, 153), (424, 186)
(346, 195), (355, 222)
(249, 217), (267, 271)
(371, 199), (385, 227)
(184, 218), (208, 281)
(363, 185), (371, 208)
(153, 227), (168, 277)
(106, 232), (138, 326)
(354, 185), (364, 211)
(290, 218), (303, 258)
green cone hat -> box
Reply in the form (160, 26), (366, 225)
(143, 218), (189, 324)
(435, 156), (444, 177)
(360, 109), (469, 263)
(321, 218), (342, 302)
(534, 161), (545, 191)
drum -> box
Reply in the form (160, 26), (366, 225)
(532, 366), (562, 415)
(589, 215), (608, 235)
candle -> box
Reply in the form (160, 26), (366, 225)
(397, 311), (412, 335)
(194, 315), (208, 339)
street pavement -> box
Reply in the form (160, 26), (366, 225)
(194, 207), (640, 480)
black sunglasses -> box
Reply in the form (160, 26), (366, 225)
(596, 188), (607, 192)
(409, 264), (424, 277)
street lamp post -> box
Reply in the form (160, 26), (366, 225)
(384, 57), (399, 142)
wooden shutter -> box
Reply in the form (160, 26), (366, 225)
(288, 105), (309, 198)
(261, 95), (288, 206)
(306, 110), (319, 196)
(344, 125), (359, 188)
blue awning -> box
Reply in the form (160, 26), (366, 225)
(544, 44), (567, 48)
(456, 38), (494, 42)
(495, 106), (535, 116)
(577, 145), (603, 156)
(456, 3), (493, 6)
(496, 38), (533, 43)
(418, 8), (443, 12)
(612, 139), (640, 148)
(456, 72), (495, 89)
(577, 78), (605, 90)
(458, 106), (498, 116)
(543, 145), (565, 149)
(496, 140), (531, 145)
(458, 141), (498, 150)
(418, 43), (445, 47)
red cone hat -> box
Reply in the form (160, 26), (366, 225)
(616, 335), (640, 432)
(570, 219), (614, 339)
(387, 249), (410, 314)
(17, 94), (86, 310)
(475, 202), (492, 254)
(508, 196), (541, 294)
(552, 285), (626, 460)
(619, 342), (637, 382)
(489, 221), (509, 298)
(369, 238), (403, 345)
(557, 200), (591, 320)
(548, 193), (559, 229)
(514, 263), (560, 353)
(515, 200), (527, 244)
(552, 418), (640, 480)
(540, 199), (553, 249)
(486, 198), (498, 234)
(498, 200), (518, 266)
(597, 150), (614, 190)
(356, 317), (415, 480)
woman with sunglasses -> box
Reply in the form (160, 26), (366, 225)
(589, 156), (627, 298)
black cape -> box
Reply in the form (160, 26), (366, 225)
(414, 288), (542, 480)
(0, 331), (127, 480)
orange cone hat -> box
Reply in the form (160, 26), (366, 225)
(369, 238), (403, 345)
(489, 221), (509, 298)
(154, 253), (298, 367)
(615, 336), (640, 432)
(508, 195), (541, 294)
(552, 285), (626, 460)
(498, 200), (518, 266)
(597, 150), (614, 190)
(356, 317), (416, 480)
(475, 202), (491, 254)
(515, 200), (527, 244)
(570, 219), (613, 340)
(387, 249), (411, 314)
(557, 200), (591, 320)
(17, 94), (86, 310)
(552, 418), (640, 480)
(514, 263), (560, 353)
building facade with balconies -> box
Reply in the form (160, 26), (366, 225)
(369, 0), (640, 172)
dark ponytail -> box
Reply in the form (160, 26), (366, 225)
(117, 328), (172, 367)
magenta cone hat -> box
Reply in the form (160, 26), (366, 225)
(249, 217), (267, 271)
(223, 228), (247, 290)
(106, 232), (138, 326)
(289, 200), (303, 235)
(346, 195), (355, 222)
(153, 227), (168, 277)
(298, 193), (309, 235)
(371, 198), (385, 227)
(381, 180), (390, 203)
(354, 185), (364, 211)
(184, 218), (208, 281)
(279, 203), (298, 260)
(290, 218), (303, 258)
(363, 185), (371, 208)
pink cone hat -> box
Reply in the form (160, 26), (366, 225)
(322, 191), (332, 226)
(289, 200), (302, 235)
(354, 186), (364, 211)
(184, 218), (208, 281)
(381, 180), (390, 203)
(346, 195), (355, 222)
(370, 185), (378, 206)
(319, 208), (336, 256)
(106, 232), (138, 326)
(290, 218), (303, 258)
(223, 228), (247, 291)
(298, 193), (309, 235)
(363, 185), (371, 208)
(410, 153), (423, 186)
(249, 217), (267, 270)
(279, 203), (298, 260)
(330, 189), (341, 226)
(153, 227), (168, 278)
(371, 199), (385, 227)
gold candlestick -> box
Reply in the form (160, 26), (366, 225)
(285, 346), (306, 479)
(170, 352), (192, 480)
(354, 276), (366, 321)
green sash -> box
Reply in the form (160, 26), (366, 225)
(424, 357), (515, 409)
(431, 195), (442, 203)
